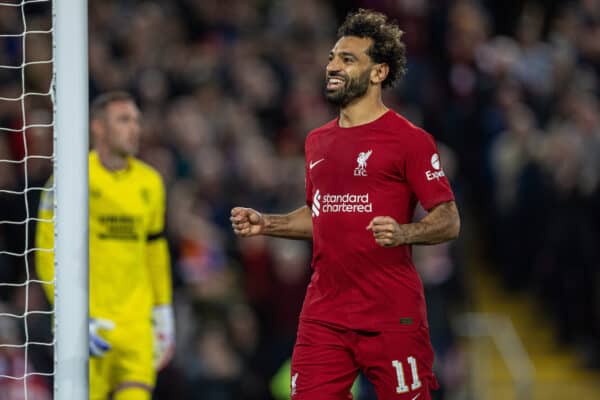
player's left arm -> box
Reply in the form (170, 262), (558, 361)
(368, 131), (460, 247)
(367, 200), (460, 247)
(146, 176), (175, 370)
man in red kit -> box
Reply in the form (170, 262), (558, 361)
(231, 9), (460, 400)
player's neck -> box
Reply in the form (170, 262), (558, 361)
(338, 93), (387, 128)
(95, 147), (129, 172)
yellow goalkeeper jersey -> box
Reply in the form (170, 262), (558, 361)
(35, 151), (172, 324)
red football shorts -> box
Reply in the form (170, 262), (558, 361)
(291, 319), (439, 400)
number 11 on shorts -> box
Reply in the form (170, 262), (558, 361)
(392, 356), (422, 393)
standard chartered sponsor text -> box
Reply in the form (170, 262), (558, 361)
(321, 192), (373, 213)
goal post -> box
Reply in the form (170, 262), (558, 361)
(53, 0), (88, 398)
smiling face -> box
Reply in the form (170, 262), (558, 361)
(325, 36), (376, 107)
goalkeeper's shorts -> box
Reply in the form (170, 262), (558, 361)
(90, 319), (155, 400)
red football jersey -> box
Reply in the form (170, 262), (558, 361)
(302, 110), (455, 331)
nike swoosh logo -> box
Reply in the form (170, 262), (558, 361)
(411, 394), (421, 400)
(309, 159), (325, 169)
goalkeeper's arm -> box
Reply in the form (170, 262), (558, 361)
(34, 177), (114, 358)
(147, 177), (174, 370)
(148, 233), (174, 370)
(34, 178), (55, 303)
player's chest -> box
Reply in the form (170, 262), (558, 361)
(89, 174), (153, 216)
(307, 134), (404, 188)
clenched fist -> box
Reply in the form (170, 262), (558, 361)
(230, 207), (265, 237)
(366, 216), (407, 247)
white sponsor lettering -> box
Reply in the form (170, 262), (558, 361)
(426, 169), (446, 181)
(322, 193), (370, 203)
(322, 203), (373, 213)
(312, 189), (373, 216)
(425, 152), (445, 181)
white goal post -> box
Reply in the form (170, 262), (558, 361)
(0, 0), (88, 398)
(53, 0), (88, 398)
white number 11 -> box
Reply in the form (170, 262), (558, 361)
(392, 356), (422, 393)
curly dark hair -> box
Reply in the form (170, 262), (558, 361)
(337, 9), (407, 89)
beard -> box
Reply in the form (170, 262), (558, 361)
(325, 67), (372, 107)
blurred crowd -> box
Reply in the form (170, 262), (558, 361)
(0, 0), (599, 399)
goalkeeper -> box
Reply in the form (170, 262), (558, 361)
(35, 91), (174, 400)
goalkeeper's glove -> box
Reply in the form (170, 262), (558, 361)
(152, 305), (175, 370)
(89, 318), (115, 357)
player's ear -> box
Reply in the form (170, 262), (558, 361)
(370, 63), (389, 85)
(90, 117), (104, 141)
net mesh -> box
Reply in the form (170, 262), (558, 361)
(0, 0), (54, 398)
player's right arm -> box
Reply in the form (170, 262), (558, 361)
(230, 206), (312, 240)
(35, 175), (114, 357)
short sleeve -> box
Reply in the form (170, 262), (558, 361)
(405, 131), (455, 211)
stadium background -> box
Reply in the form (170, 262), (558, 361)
(0, 0), (599, 398)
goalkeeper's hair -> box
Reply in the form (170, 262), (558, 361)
(337, 9), (407, 89)
(90, 91), (135, 120)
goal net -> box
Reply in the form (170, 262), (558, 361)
(0, 0), (88, 398)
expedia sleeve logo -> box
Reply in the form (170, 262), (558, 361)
(425, 153), (445, 181)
